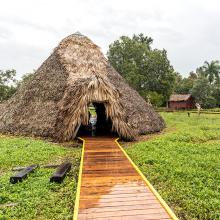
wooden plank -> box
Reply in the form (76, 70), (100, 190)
(80, 192), (156, 199)
(12, 164), (60, 171)
(83, 169), (138, 173)
(10, 164), (38, 184)
(80, 187), (150, 195)
(81, 181), (146, 188)
(50, 162), (71, 183)
(84, 151), (123, 155)
(79, 203), (163, 213)
(79, 215), (171, 220)
(83, 165), (133, 170)
(78, 211), (170, 219)
(80, 196), (158, 203)
(82, 173), (138, 177)
(81, 176), (142, 181)
(79, 199), (162, 209)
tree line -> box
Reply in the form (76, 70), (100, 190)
(175, 61), (220, 108)
(0, 33), (219, 108)
(0, 70), (33, 102)
(108, 34), (220, 108)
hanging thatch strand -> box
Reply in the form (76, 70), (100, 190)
(0, 33), (165, 141)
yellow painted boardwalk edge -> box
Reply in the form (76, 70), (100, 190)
(73, 137), (179, 220)
(73, 138), (85, 220)
(115, 138), (179, 220)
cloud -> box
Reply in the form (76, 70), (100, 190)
(0, 0), (220, 77)
(0, 41), (50, 78)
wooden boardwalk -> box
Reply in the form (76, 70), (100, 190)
(74, 137), (178, 220)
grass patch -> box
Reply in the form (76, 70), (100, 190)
(126, 113), (220, 220)
(1, 113), (219, 219)
(0, 136), (81, 220)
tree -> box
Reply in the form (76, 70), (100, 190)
(174, 71), (198, 94)
(174, 60), (220, 108)
(191, 76), (216, 108)
(107, 34), (175, 106)
(0, 70), (35, 102)
(147, 91), (164, 107)
(0, 69), (17, 102)
(212, 84), (220, 107)
(198, 60), (220, 84)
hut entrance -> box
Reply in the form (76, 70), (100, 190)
(77, 102), (114, 137)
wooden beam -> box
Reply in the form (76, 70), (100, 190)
(10, 164), (38, 184)
(50, 162), (72, 183)
(12, 164), (60, 171)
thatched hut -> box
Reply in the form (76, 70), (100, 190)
(0, 33), (165, 141)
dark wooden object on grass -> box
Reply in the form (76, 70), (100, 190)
(50, 162), (72, 183)
(10, 164), (38, 184)
(12, 164), (59, 171)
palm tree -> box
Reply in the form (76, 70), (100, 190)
(200, 60), (220, 84)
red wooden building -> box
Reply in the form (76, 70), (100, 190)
(168, 94), (195, 109)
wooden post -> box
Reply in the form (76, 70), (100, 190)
(50, 162), (72, 183)
(10, 164), (38, 184)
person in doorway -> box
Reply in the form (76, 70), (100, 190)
(89, 113), (97, 136)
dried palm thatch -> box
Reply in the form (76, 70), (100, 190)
(0, 33), (165, 141)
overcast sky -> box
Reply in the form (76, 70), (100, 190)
(0, 0), (220, 78)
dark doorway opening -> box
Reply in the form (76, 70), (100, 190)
(77, 102), (116, 137)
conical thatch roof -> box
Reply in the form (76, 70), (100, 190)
(0, 33), (165, 141)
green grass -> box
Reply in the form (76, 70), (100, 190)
(126, 113), (220, 220)
(1, 113), (220, 220)
(0, 136), (81, 220)
(89, 107), (96, 116)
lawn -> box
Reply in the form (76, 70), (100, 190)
(0, 136), (81, 220)
(0, 113), (219, 220)
(126, 112), (220, 220)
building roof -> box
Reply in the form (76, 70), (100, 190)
(169, 94), (192, 102)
